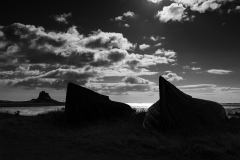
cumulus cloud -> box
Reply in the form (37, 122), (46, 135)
(52, 13), (72, 24)
(113, 11), (136, 22)
(162, 72), (183, 81)
(139, 44), (150, 50)
(154, 49), (177, 58)
(115, 16), (123, 21)
(125, 52), (177, 69)
(83, 30), (134, 50)
(153, 0), (235, 23)
(0, 23), (178, 91)
(123, 11), (136, 18)
(156, 3), (188, 22)
(172, 0), (235, 13)
(88, 76), (157, 95)
(150, 36), (160, 41)
(207, 69), (232, 74)
(121, 75), (155, 85)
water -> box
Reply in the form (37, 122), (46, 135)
(0, 106), (65, 116)
(0, 103), (240, 116)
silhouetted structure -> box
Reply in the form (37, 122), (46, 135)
(29, 91), (60, 103)
(143, 76), (227, 132)
(65, 83), (133, 123)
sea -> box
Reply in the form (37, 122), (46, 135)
(0, 103), (240, 117)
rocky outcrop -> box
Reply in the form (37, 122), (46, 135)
(29, 91), (60, 103)
(65, 82), (133, 123)
(143, 76), (227, 132)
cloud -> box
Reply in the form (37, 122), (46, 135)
(207, 69), (232, 74)
(162, 72), (183, 81)
(191, 67), (201, 70)
(178, 84), (216, 89)
(52, 13), (72, 24)
(82, 30), (134, 50)
(115, 16), (124, 21)
(150, 36), (160, 41)
(93, 68), (159, 77)
(156, 3), (188, 22)
(0, 23), (178, 91)
(183, 65), (201, 70)
(113, 11), (136, 22)
(0, 68), (97, 90)
(121, 75), (155, 85)
(154, 43), (162, 47)
(172, 0), (235, 13)
(139, 44), (150, 50)
(125, 52), (177, 69)
(88, 76), (157, 95)
(154, 49), (177, 58)
(124, 24), (130, 27)
(123, 11), (136, 18)
(229, 5), (240, 13)
(153, 0), (235, 23)
(191, 0), (221, 13)
(147, 0), (163, 3)
(177, 83), (240, 97)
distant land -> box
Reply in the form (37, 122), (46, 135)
(0, 90), (239, 108)
(0, 91), (65, 107)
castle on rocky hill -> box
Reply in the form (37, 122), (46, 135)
(29, 91), (61, 103)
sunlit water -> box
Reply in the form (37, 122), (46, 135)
(0, 103), (240, 116)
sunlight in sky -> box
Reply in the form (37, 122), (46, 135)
(147, 0), (162, 3)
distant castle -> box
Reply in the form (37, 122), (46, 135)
(29, 91), (60, 103)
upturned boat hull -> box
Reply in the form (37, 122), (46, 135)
(143, 76), (227, 132)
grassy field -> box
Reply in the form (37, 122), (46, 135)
(1, 111), (240, 160)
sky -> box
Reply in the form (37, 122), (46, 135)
(0, 0), (240, 103)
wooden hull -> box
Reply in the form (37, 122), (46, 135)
(65, 83), (133, 123)
(143, 76), (227, 132)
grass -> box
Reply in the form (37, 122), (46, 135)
(1, 110), (240, 160)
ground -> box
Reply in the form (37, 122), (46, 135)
(1, 111), (240, 160)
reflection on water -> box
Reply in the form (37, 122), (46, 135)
(0, 103), (240, 116)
